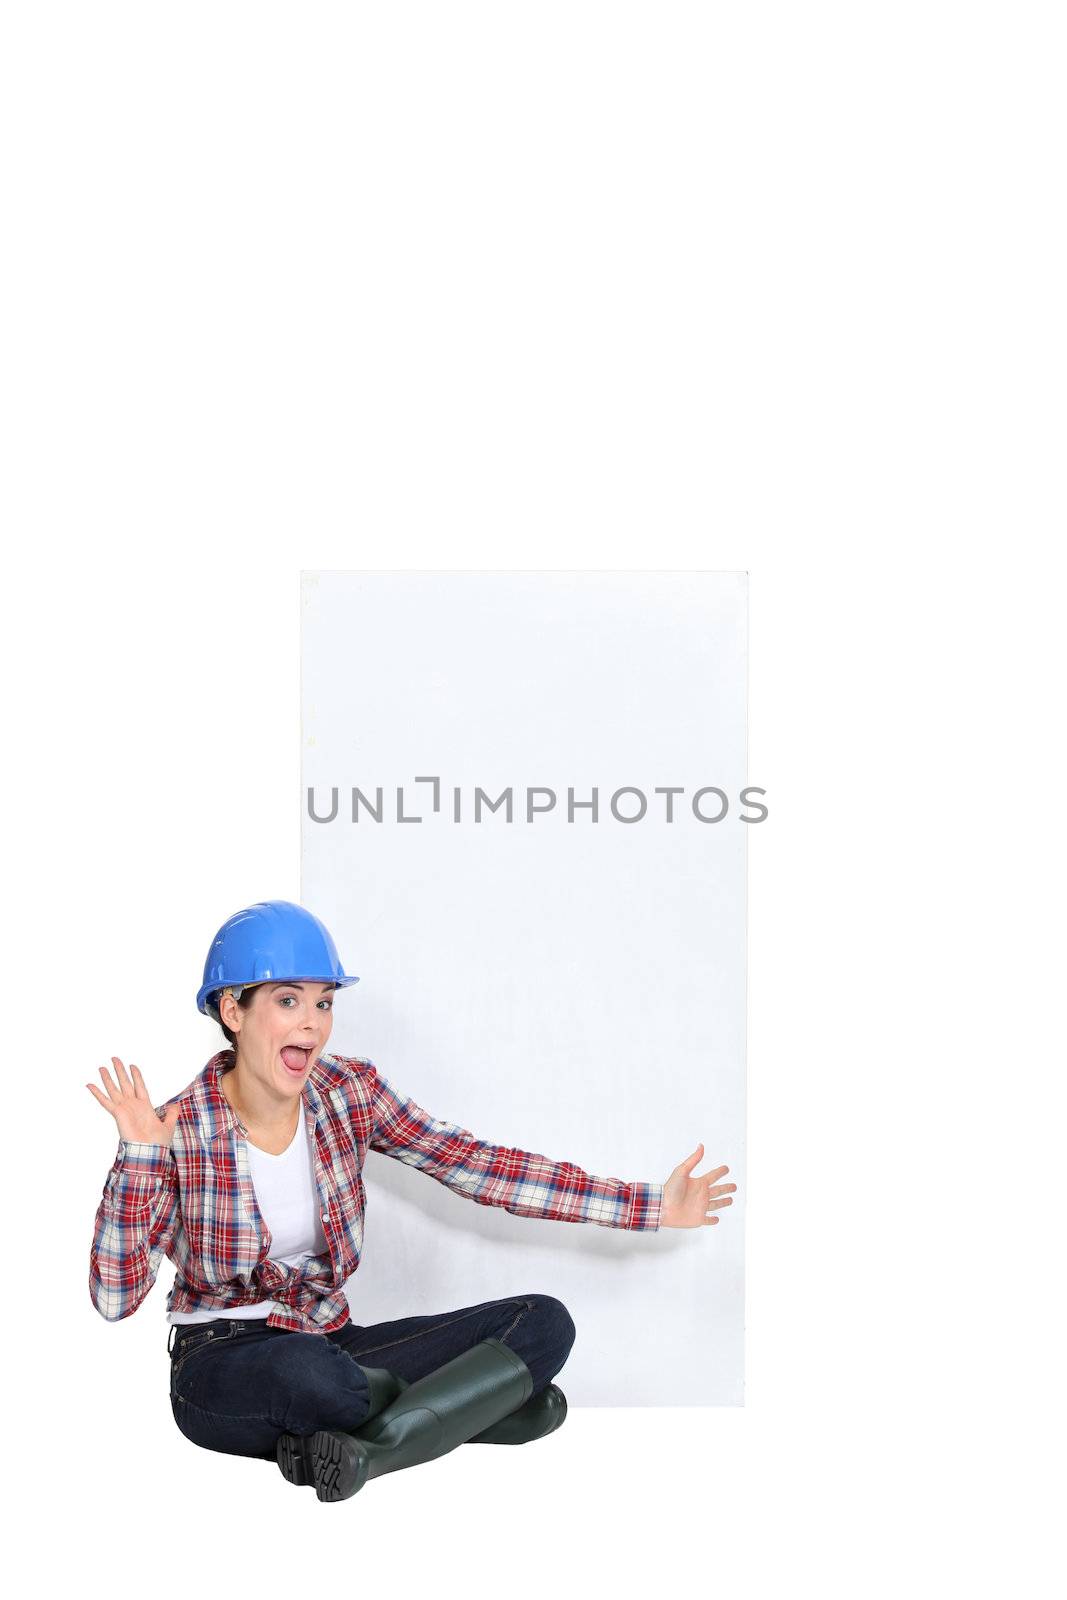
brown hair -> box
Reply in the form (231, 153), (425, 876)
(213, 986), (257, 1053)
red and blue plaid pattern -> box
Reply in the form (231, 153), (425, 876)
(90, 1049), (662, 1334)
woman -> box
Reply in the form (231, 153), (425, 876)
(88, 899), (736, 1502)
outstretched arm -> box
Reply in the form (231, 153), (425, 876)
(365, 1063), (663, 1231)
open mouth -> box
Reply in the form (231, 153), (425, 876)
(280, 1046), (314, 1076)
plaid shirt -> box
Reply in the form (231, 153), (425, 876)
(89, 1049), (663, 1335)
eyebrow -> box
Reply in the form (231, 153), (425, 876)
(266, 982), (334, 993)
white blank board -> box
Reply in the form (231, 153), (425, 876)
(301, 570), (747, 1405)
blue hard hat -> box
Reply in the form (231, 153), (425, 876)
(196, 899), (360, 1017)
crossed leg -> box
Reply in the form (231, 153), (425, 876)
(169, 1293), (575, 1463)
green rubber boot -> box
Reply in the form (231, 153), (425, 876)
(389, 1375), (567, 1445)
(276, 1338), (533, 1502)
(467, 1382), (568, 1444)
(366, 1370), (566, 1444)
(275, 1363), (406, 1490)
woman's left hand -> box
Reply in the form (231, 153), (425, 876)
(660, 1144), (736, 1229)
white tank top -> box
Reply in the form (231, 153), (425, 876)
(167, 1095), (328, 1325)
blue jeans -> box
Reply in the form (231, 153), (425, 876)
(168, 1293), (576, 1461)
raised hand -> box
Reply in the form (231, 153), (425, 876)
(86, 1057), (179, 1147)
(660, 1143), (736, 1229)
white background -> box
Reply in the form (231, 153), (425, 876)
(3, 3), (1063, 1595)
(302, 570), (747, 1404)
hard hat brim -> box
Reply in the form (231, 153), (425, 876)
(198, 972), (359, 1017)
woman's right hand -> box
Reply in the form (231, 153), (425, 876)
(87, 1057), (180, 1147)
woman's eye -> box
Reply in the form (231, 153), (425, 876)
(318, 998), (333, 1011)
(279, 995), (296, 1007)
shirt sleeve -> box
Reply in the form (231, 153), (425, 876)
(89, 1136), (181, 1320)
(365, 1063), (662, 1231)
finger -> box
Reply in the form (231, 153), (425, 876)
(694, 1164), (730, 1183)
(130, 1064), (149, 1100)
(679, 1143), (705, 1174)
(705, 1196), (733, 1212)
(703, 1215), (719, 1225)
(112, 1057), (135, 1095)
(706, 1183), (737, 1198)
(86, 1083), (118, 1116)
(98, 1065), (121, 1100)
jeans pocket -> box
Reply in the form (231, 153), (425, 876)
(172, 1325), (228, 1381)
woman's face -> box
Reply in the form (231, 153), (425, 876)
(223, 981), (335, 1098)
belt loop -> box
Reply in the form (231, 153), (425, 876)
(167, 1326), (177, 1356)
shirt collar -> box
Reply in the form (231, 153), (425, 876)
(189, 1047), (350, 1143)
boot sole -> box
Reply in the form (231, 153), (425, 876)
(277, 1429), (370, 1502)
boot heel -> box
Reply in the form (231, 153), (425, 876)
(305, 1430), (370, 1502)
(276, 1429), (370, 1501)
(276, 1431), (309, 1487)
